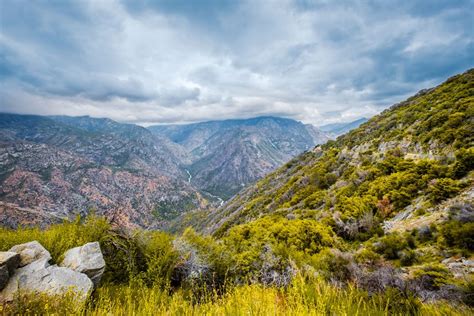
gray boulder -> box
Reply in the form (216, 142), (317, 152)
(60, 242), (105, 286)
(0, 258), (93, 302)
(0, 252), (20, 290)
(0, 265), (8, 292)
(8, 241), (51, 266)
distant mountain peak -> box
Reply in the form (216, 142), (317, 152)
(149, 116), (331, 199)
(319, 117), (369, 137)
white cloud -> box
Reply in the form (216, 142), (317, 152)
(0, 0), (472, 125)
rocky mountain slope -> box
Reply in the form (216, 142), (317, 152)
(188, 69), (473, 237)
(0, 114), (328, 228)
(0, 114), (206, 229)
(149, 116), (330, 199)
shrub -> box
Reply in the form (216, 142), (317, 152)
(373, 232), (409, 260)
(439, 220), (474, 252)
(427, 178), (461, 203)
(311, 249), (352, 283)
(410, 264), (452, 291)
(134, 230), (178, 287)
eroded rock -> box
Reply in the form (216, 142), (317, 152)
(0, 252), (20, 290)
(8, 241), (51, 266)
(0, 260), (93, 302)
(0, 241), (104, 302)
(60, 242), (105, 286)
(0, 265), (8, 291)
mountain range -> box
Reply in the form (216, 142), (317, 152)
(0, 114), (336, 228)
(149, 116), (331, 199)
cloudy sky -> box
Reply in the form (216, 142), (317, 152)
(1, 0), (473, 126)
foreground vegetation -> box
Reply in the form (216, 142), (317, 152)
(1, 217), (472, 315)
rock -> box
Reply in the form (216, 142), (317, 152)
(0, 241), (105, 302)
(60, 242), (105, 286)
(8, 241), (51, 266)
(443, 257), (474, 279)
(0, 265), (9, 291)
(441, 257), (458, 264)
(0, 260), (93, 301)
(0, 252), (20, 290)
(0, 252), (20, 275)
(0, 259), (93, 302)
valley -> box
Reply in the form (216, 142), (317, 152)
(0, 114), (338, 229)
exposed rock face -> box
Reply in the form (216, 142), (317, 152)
(0, 252), (20, 290)
(1, 259), (93, 302)
(0, 241), (104, 302)
(0, 114), (206, 230)
(8, 241), (52, 267)
(0, 266), (8, 291)
(60, 242), (105, 286)
(442, 257), (474, 278)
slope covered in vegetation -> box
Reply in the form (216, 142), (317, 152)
(202, 68), (474, 235)
(1, 217), (471, 315)
(165, 69), (474, 312)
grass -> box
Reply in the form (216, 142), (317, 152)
(1, 217), (472, 315)
(2, 277), (471, 315)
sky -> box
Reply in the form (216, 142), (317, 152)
(0, 0), (473, 126)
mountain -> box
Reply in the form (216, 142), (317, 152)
(185, 69), (474, 236)
(0, 114), (330, 228)
(149, 116), (330, 199)
(319, 117), (368, 137)
(0, 114), (207, 229)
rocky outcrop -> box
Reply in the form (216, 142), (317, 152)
(8, 241), (51, 266)
(60, 242), (105, 286)
(0, 241), (104, 302)
(0, 252), (20, 290)
(442, 257), (474, 279)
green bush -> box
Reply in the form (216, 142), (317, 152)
(411, 264), (452, 290)
(427, 178), (462, 203)
(373, 232), (411, 260)
(439, 220), (474, 252)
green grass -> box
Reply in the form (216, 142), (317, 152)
(1, 217), (472, 315)
(2, 277), (470, 315)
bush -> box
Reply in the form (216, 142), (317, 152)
(452, 148), (474, 178)
(410, 264), (451, 291)
(439, 220), (474, 252)
(427, 178), (461, 203)
(134, 230), (178, 287)
(311, 249), (352, 283)
(373, 232), (411, 260)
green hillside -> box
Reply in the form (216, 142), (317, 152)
(202, 68), (474, 237)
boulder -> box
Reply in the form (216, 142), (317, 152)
(0, 265), (8, 291)
(0, 259), (93, 302)
(0, 252), (20, 290)
(8, 241), (51, 266)
(59, 242), (105, 286)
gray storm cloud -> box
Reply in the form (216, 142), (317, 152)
(0, 0), (473, 125)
